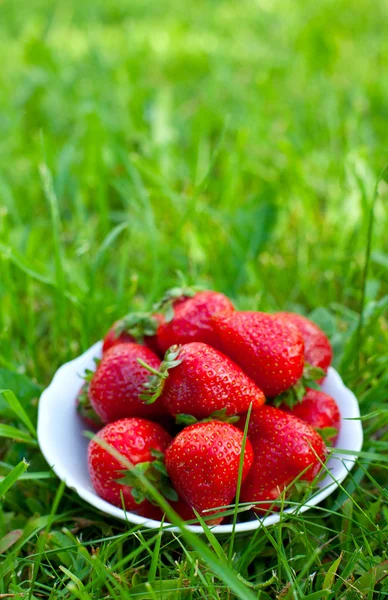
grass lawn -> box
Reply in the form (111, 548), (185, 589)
(0, 0), (387, 597)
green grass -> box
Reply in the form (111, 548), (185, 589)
(0, 0), (388, 597)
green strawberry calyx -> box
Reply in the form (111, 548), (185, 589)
(302, 363), (326, 390)
(116, 448), (178, 505)
(113, 311), (159, 343)
(272, 363), (325, 409)
(76, 380), (102, 427)
(152, 286), (203, 322)
(315, 427), (338, 447)
(81, 357), (100, 383)
(175, 408), (240, 426)
(138, 345), (182, 404)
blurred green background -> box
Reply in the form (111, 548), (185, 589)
(1, 1), (388, 598)
(1, 0), (387, 383)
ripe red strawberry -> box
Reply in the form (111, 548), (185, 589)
(156, 289), (234, 353)
(239, 406), (326, 513)
(142, 342), (265, 419)
(165, 421), (254, 523)
(279, 389), (341, 444)
(89, 343), (166, 424)
(276, 312), (332, 376)
(88, 418), (173, 516)
(212, 311), (304, 397)
(102, 313), (163, 356)
(76, 382), (103, 430)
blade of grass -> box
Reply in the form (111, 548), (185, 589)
(355, 165), (388, 370)
(191, 510), (227, 561)
(0, 243), (79, 306)
(27, 480), (66, 600)
(0, 424), (38, 446)
(228, 402), (252, 564)
(59, 565), (93, 600)
(0, 389), (37, 437)
(0, 459), (29, 496)
(148, 529), (163, 583)
(39, 161), (66, 318)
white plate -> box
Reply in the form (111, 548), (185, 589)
(37, 341), (363, 534)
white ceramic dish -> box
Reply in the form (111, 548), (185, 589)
(38, 341), (363, 534)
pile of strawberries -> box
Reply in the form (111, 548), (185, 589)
(78, 288), (341, 525)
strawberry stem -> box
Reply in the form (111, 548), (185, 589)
(137, 359), (163, 378)
(139, 345), (182, 404)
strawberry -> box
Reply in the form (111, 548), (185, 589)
(239, 406), (327, 513)
(88, 418), (174, 517)
(76, 382), (103, 430)
(89, 343), (167, 424)
(156, 288), (234, 353)
(276, 312), (332, 376)
(165, 421), (254, 524)
(279, 389), (341, 444)
(212, 311), (304, 397)
(102, 313), (163, 356)
(141, 342), (265, 420)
